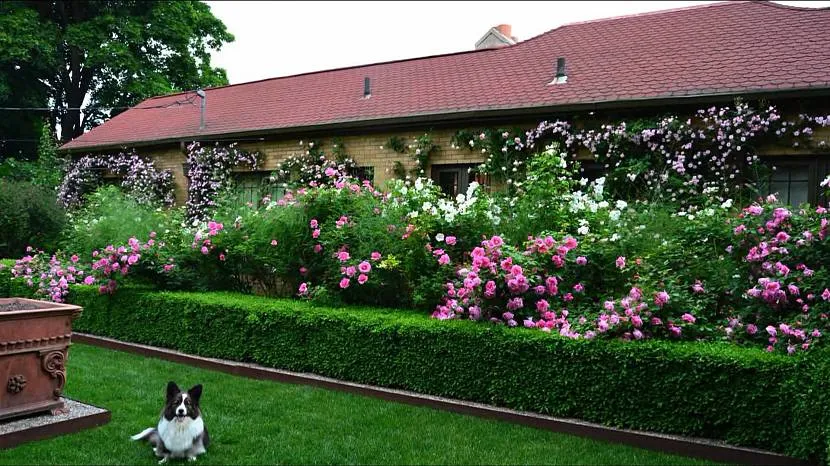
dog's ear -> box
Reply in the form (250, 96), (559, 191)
(188, 384), (203, 403)
(166, 381), (180, 401)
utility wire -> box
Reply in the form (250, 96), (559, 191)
(0, 92), (200, 112)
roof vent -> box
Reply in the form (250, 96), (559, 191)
(363, 77), (371, 99)
(549, 57), (568, 85)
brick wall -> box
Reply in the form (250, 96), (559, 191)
(142, 126), (502, 204)
(104, 111), (830, 205)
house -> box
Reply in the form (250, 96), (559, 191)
(59, 1), (830, 205)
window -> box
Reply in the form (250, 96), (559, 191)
(352, 166), (375, 183)
(431, 164), (478, 198)
(577, 160), (607, 183)
(231, 171), (284, 206)
(758, 158), (825, 206)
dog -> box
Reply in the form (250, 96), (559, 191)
(131, 382), (210, 463)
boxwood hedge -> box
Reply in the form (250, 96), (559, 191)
(48, 286), (826, 462)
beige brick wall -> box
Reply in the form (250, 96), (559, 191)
(143, 127), (497, 204)
(121, 111), (830, 205)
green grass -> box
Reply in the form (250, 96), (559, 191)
(0, 345), (710, 465)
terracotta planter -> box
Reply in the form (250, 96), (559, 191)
(0, 298), (81, 421)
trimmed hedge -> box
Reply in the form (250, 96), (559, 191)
(62, 286), (828, 462)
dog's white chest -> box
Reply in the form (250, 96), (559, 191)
(157, 417), (204, 454)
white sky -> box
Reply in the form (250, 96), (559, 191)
(206, 0), (830, 85)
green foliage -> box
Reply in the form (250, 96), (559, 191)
(0, 121), (66, 187)
(67, 286), (827, 462)
(386, 133), (439, 178)
(60, 186), (182, 258)
(0, 1), (233, 141)
(0, 179), (66, 257)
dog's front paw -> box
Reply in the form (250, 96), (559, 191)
(158, 457), (169, 464)
(188, 456), (197, 462)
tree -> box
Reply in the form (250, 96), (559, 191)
(0, 0), (234, 143)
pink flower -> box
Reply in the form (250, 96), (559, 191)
(127, 254), (139, 265)
(200, 246), (209, 255)
(445, 236), (457, 246)
(312, 229), (320, 239)
(358, 261), (371, 273)
(604, 301), (615, 312)
(615, 256), (626, 269)
(339, 277), (350, 289)
(298, 283), (309, 295)
(325, 167), (337, 177)
(692, 280), (705, 294)
(371, 251), (382, 261)
(746, 324), (758, 335)
(654, 291), (669, 308)
(438, 254), (450, 266)
(337, 251), (350, 262)
(271, 239), (278, 246)
(83, 276), (95, 285)
(345, 266), (356, 277)
(310, 219), (319, 229)
(358, 274), (368, 285)
(313, 244), (323, 253)
(823, 289), (830, 301)
(573, 283), (584, 293)
(219, 253), (226, 261)
(766, 325), (777, 337)
(70, 254), (79, 263)
(536, 299), (550, 313)
(576, 256), (587, 265)
(681, 313), (696, 323)
(488, 235), (504, 248)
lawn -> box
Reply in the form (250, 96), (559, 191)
(0, 344), (709, 465)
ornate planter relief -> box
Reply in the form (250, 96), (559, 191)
(0, 298), (81, 420)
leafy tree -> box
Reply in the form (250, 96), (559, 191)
(0, 0), (233, 143)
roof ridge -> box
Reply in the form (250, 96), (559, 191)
(138, 1), (830, 103)
(143, 45), (512, 101)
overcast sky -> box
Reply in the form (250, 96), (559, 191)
(205, 1), (830, 85)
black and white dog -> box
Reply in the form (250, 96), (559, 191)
(131, 382), (210, 463)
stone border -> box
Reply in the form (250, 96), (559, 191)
(0, 398), (111, 449)
(73, 333), (808, 465)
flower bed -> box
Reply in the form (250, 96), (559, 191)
(62, 285), (829, 462)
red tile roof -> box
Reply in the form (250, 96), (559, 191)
(61, 1), (830, 151)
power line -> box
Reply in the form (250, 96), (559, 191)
(0, 92), (199, 113)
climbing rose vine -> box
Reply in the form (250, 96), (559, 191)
(58, 151), (174, 208)
(185, 142), (260, 221)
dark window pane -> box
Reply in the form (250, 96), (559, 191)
(438, 171), (458, 197)
(790, 181), (809, 206)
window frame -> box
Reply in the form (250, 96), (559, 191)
(758, 156), (827, 206)
(430, 163), (479, 198)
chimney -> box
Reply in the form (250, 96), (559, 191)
(495, 24), (512, 39)
(475, 24), (517, 50)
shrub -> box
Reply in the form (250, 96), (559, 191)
(67, 286), (827, 462)
(0, 180), (66, 258)
(61, 186), (183, 256)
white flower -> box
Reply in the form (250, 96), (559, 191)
(579, 178), (589, 186)
(435, 233), (445, 242)
(615, 200), (628, 210)
(577, 225), (590, 235)
(609, 210), (621, 221)
(720, 199), (734, 209)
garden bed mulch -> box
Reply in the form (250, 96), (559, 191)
(72, 332), (806, 466)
